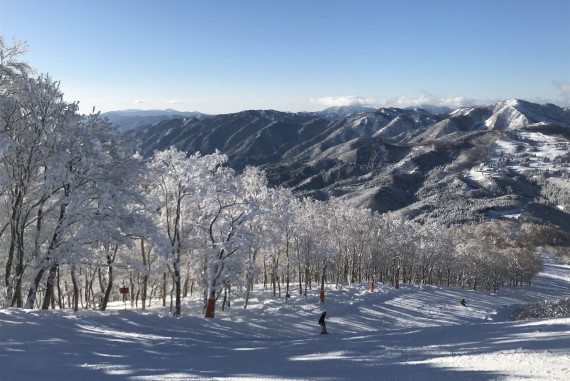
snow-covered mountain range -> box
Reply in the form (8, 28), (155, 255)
(103, 109), (210, 133)
(122, 100), (570, 229)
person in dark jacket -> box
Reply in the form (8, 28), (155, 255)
(319, 311), (327, 334)
(460, 298), (466, 307)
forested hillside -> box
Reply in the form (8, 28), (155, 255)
(125, 98), (570, 230)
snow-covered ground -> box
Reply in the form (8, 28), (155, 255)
(466, 129), (570, 184)
(1, 256), (569, 380)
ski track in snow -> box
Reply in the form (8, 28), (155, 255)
(0, 256), (569, 380)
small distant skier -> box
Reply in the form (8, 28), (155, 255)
(460, 298), (466, 307)
(319, 311), (328, 334)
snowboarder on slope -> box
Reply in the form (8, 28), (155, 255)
(319, 311), (327, 334)
(460, 298), (466, 307)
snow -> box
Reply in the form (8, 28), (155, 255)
(485, 100), (531, 130)
(465, 129), (570, 186)
(464, 165), (498, 189)
(393, 158), (417, 175)
(1, 256), (569, 380)
(486, 206), (524, 220)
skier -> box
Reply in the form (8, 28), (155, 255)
(460, 298), (466, 307)
(319, 311), (328, 334)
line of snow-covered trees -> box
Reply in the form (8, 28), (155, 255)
(0, 38), (556, 317)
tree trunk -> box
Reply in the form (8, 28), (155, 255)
(5, 189), (24, 307)
(205, 276), (217, 317)
(304, 266), (309, 298)
(298, 262), (302, 295)
(263, 257), (268, 290)
(100, 262), (113, 311)
(244, 279), (252, 309)
(41, 264), (58, 309)
(320, 262), (327, 303)
(285, 246), (290, 298)
(4, 237), (16, 307)
(86, 268), (97, 309)
(183, 276), (189, 298)
(71, 264), (80, 312)
(100, 247), (118, 311)
(140, 239), (149, 310)
(162, 272), (167, 307)
(272, 267), (277, 297)
(129, 274), (135, 308)
(205, 262), (222, 318)
(56, 266), (63, 309)
(221, 285), (227, 312)
(85, 275), (90, 309)
(12, 236), (25, 308)
(173, 260), (181, 317)
(395, 257), (400, 289)
(23, 266), (46, 309)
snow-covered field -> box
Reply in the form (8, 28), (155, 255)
(1, 256), (569, 380)
(467, 129), (570, 183)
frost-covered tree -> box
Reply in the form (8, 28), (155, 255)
(23, 111), (148, 310)
(203, 164), (262, 318)
(449, 220), (543, 292)
(267, 187), (297, 300)
(0, 72), (79, 307)
(0, 37), (148, 310)
(0, 37), (32, 94)
(147, 147), (227, 316)
(239, 168), (282, 307)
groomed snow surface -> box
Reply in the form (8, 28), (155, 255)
(1, 256), (569, 380)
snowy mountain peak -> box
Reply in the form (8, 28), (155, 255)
(486, 99), (531, 129)
(445, 99), (569, 133)
(502, 98), (522, 107)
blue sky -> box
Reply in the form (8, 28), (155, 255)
(1, 0), (569, 114)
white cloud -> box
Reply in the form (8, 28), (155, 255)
(390, 91), (478, 109)
(167, 100), (184, 104)
(133, 100), (145, 104)
(311, 92), (478, 110)
(311, 95), (377, 108)
(553, 81), (570, 106)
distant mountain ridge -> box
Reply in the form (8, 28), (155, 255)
(411, 99), (569, 144)
(106, 105), (376, 132)
(123, 100), (570, 230)
(313, 104), (378, 121)
(103, 109), (210, 133)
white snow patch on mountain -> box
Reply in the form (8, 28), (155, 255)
(469, 129), (570, 180)
(393, 157), (417, 175)
(485, 100), (531, 129)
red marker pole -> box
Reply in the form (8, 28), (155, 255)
(119, 287), (129, 310)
